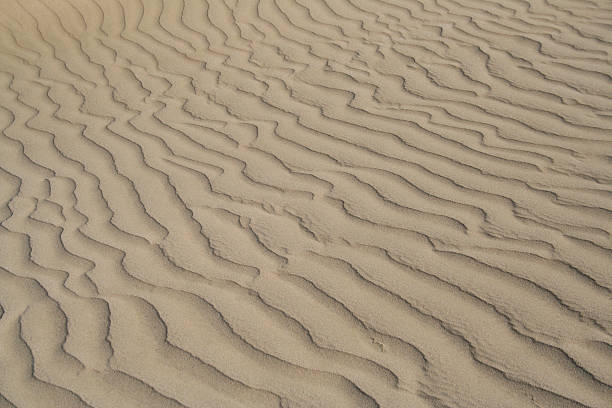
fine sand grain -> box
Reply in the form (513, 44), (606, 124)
(1, 0), (612, 407)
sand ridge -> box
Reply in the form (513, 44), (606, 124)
(0, 0), (611, 407)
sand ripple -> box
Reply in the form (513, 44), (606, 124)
(1, 0), (611, 407)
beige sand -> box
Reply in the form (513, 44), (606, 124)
(0, 0), (611, 407)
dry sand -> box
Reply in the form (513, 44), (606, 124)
(1, 0), (611, 407)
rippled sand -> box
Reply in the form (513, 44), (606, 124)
(1, 0), (611, 407)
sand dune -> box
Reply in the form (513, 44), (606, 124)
(0, 0), (611, 407)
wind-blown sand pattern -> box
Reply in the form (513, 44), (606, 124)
(0, 0), (611, 407)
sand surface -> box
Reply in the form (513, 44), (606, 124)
(1, 0), (612, 407)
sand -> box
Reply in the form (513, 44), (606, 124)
(0, 0), (611, 407)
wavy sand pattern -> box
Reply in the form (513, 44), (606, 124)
(1, 0), (611, 407)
